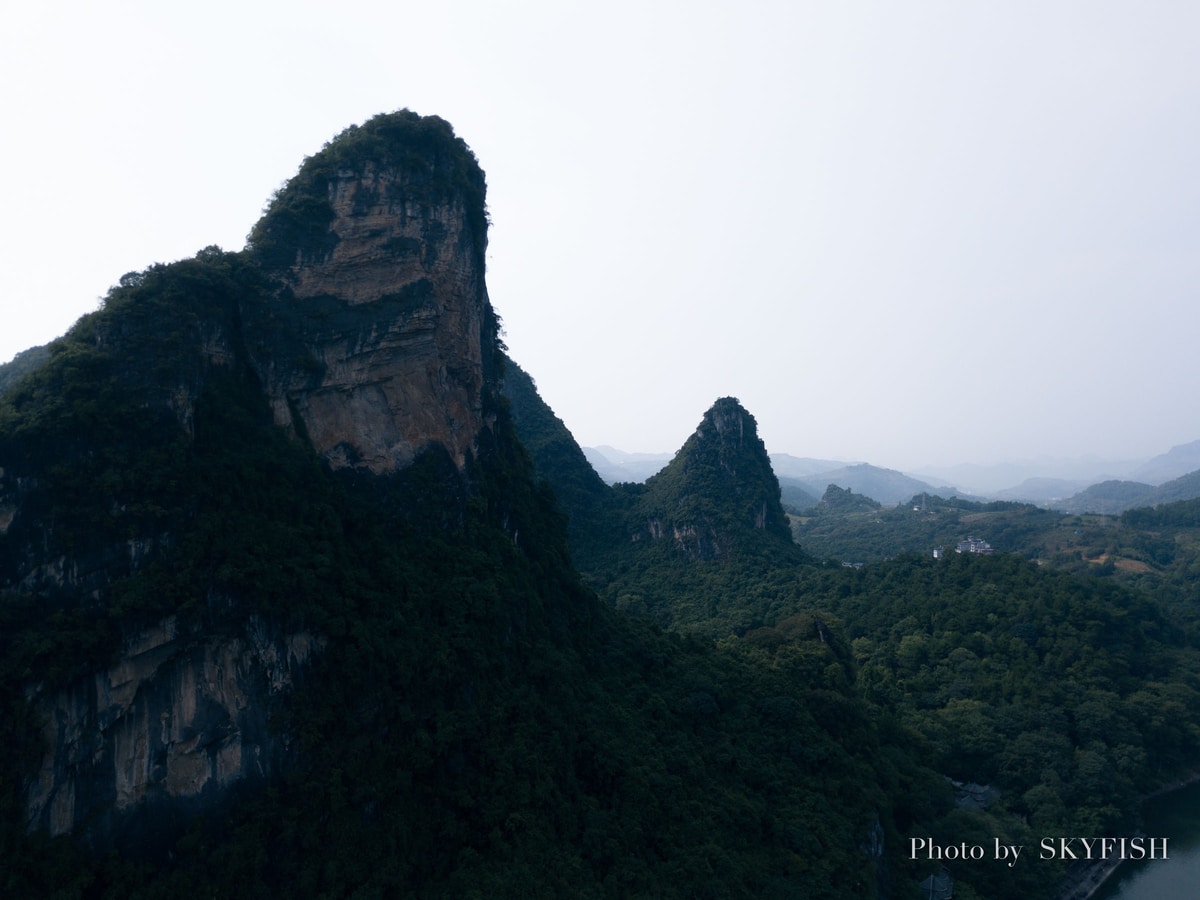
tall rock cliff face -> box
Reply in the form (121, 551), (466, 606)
(249, 111), (496, 474)
(0, 110), (499, 846)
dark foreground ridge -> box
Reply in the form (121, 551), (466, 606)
(0, 111), (896, 898)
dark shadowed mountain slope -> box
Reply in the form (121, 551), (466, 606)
(503, 363), (1200, 900)
(0, 345), (51, 397)
(498, 356), (626, 572)
(10, 107), (1200, 900)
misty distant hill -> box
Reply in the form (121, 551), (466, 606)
(1057, 469), (1200, 514)
(791, 463), (955, 508)
(777, 478), (821, 512)
(1057, 480), (1157, 515)
(1130, 440), (1200, 485)
(1155, 469), (1200, 505)
(991, 477), (1091, 505)
(908, 458), (1143, 496)
(582, 445), (672, 483)
(768, 453), (856, 479)
(584, 440), (1200, 511)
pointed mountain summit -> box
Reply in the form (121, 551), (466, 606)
(503, 384), (810, 632)
(631, 397), (792, 560)
(502, 387), (799, 572)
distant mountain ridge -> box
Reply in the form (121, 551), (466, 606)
(583, 446), (955, 509)
(1131, 440), (1200, 485)
(786, 463), (958, 508)
(990, 477), (1091, 505)
(908, 458), (1143, 495)
(580, 441), (1200, 511)
(769, 452), (858, 478)
(582, 445), (672, 483)
(1057, 468), (1200, 515)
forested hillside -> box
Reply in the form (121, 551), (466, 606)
(1057, 469), (1200, 515)
(506, 375), (1200, 900)
(790, 491), (1200, 615)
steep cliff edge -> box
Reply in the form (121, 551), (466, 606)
(248, 111), (496, 473)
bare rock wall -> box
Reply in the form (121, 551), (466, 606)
(24, 615), (322, 842)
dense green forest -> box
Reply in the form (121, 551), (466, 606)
(504, 363), (1200, 900)
(790, 492), (1200, 614)
(1056, 471), (1200, 516)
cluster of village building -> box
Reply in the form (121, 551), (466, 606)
(932, 537), (994, 558)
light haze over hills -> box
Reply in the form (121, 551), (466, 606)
(584, 438), (1200, 510)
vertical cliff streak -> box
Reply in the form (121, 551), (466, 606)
(25, 615), (323, 838)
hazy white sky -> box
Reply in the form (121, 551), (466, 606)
(2, 1), (1197, 470)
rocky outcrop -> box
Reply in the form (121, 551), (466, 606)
(25, 614), (322, 844)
